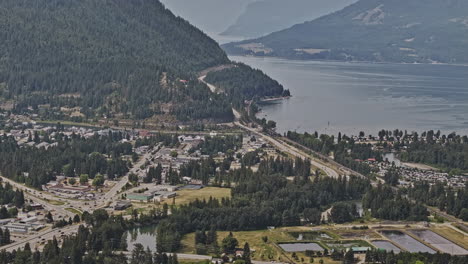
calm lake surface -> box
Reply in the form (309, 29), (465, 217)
(229, 56), (468, 136)
(125, 225), (158, 252)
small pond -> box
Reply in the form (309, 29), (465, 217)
(125, 225), (158, 252)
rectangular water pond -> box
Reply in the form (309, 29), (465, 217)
(279, 243), (323, 252)
(381, 231), (436, 253)
(372, 240), (402, 253)
(410, 230), (468, 255)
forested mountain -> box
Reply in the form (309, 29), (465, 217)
(221, 0), (357, 38)
(0, 0), (284, 122)
(223, 0), (468, 63)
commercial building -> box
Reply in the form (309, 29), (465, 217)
(127, 194), (153, 203)
(114, 201), (132, 211)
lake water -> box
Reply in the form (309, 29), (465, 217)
(125, 225), (158, 252)
(229, 56), (468, 136)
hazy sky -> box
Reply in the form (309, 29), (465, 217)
(160, 0), (253, 34)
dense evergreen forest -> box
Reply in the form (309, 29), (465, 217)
(0, 182), (24, 219)
(398, 131), (468, 171)
(0, 0), (285, 122)
(204, 63), (289, 107)
(364, 250), (467, 264)
(190, 135), (243, 156)
(0, 132), (132, 188)
(363, 184), (429, 221)
(0, 228), (11, 246)
(286, 131), (382, 176)
(0, 182), (25, 207)
(156, 157), (372, 252)
(408, 182), (468, 221)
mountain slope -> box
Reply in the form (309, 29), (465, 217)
(160, 0), (253, 34)
(223, 0), (468, 63)
(221, 0), (357, 38)
(0, 0), (284, 122)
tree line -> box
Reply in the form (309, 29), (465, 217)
(286, 131), (382, 176)
(398, 131), (468, 171)
(363, 184), (429, 221)
(0, 132), (132, 189)
(364, 250), (468, 264)
(0, 228), (11, 246)
(156, 160), (372, 252)
(190, 135), (243, 156)
(0, 182), (25, 208)
(407, 181), (468, 221)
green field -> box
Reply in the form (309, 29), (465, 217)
(162, 187), (231, 206)
(45, 199), (66, 206)
(65, 208), (83, 216)
(179, 226), (346, 263)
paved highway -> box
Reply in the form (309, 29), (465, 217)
(0, 176), (74, 218)
(101, 150), (153, 202)
(235, 122), (340, 179)
(0, 224), (79, 252)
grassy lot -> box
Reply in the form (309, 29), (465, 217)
(120, 187), (231, 215)
(65, 208), (82, 216)
(180, 228), (293, 262)
(333, 228), (382, 240)
(179, 226), (341, 263)
(45, 199), (66, 206)
(162, 187), (231, 206)
(431, 227), (468, 249)
(178, 224), (466, 264)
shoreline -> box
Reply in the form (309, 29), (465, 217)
(259, 96), (291, 103)
(228, 54), (468, 68)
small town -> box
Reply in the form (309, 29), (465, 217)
(0, 116), (467, 264)
(1, 1), (468, 263)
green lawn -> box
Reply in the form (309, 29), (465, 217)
(179, 226), (337, 262)
(45, 199), (66, 206)
(162, 187), (231, 206)
(65, 208), (83, 216)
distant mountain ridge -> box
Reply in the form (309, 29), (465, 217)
(223, 0), (468, 63)
(160, 0), (253, 34)
(221, 0), (357, 38)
